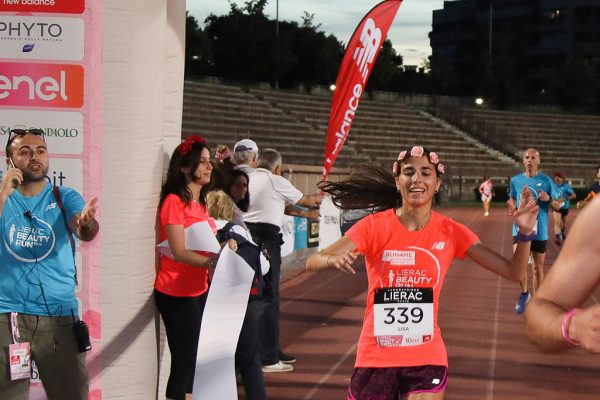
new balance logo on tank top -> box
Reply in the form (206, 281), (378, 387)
(346, 209), (478, 368)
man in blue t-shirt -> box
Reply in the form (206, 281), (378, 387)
(507, 148), (559, 314)
(0, 129), (99, 399)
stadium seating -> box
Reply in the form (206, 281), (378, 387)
(462, 108), (600, 178)
(183, 79), (518, 177)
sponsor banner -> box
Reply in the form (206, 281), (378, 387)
(0, 62), (84, 108)
(0, 109), (83, 154)
(0, 16), (85, 61)
(317, 196), (341, 250)
(322, 0), (402, 180)
(0, 157), (84, 193)
(0, 0), (85, 14)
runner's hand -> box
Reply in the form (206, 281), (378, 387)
(327, 250), (358, 275)
(514, 186), (539, 234)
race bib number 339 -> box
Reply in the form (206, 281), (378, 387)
(373, 287), (434, 347)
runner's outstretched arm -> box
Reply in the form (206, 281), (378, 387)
(526, 196), (600, 353)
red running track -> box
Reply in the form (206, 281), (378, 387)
(254, 207), (600, 400)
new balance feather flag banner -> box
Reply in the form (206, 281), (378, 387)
(322, 0), (402, 180)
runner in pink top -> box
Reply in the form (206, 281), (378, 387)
(306, 146), (539, 400)
(479, 177), (494, 216)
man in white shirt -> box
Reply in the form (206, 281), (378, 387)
(244, 148), (321, 372)
(232, 138), (259, 176)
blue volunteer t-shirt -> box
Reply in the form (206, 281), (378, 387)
(509, 172), (559, 241)
(555, 182), (575, 210)
(0, 183), (84, 316)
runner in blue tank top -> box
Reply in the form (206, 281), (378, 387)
(507, 148), (560, 314)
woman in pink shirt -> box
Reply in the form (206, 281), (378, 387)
(306, 146), (538, 400)
(154, 135), (217, 400)
(479, 177), (494, 217)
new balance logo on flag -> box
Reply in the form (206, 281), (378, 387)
(353, 18), (382, 83)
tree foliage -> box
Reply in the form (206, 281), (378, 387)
(185, 5), (433, 93)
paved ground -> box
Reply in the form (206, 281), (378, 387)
(251, 206), (600, 400)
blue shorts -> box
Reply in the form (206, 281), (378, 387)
(347, 365), (448, 400)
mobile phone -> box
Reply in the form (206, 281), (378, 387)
(7, 158), (19, 187)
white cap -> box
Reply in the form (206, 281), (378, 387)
(234, 139), (258, 153)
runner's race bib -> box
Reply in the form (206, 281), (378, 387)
(373, 287), (434, 347)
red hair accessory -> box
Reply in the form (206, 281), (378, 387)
(177, 134), (206, 156)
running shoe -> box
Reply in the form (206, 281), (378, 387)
(515, 292), (531, 314)
(279, 351), (296, 364)
(484, 211), (490, 217)
(262, 361), (294, 373)
(554, 237), (562, 247)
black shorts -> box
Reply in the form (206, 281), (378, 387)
(553, 208), (569, 217)
(513, 237), (547, 253)
(348, 365), (448, 399)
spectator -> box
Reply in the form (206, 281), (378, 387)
(244, 148), (321, 372)
(576, 165), (600, 209)
(0, 128), (99, 399)
(209, 144), (235, 192)
(526, 195), (600, 353)
(154, 134), (227, 400)
(479, 177), (494, 217)
(550, 172), (576, 247)
(306, 146), (538, 399)
(232, 139), (259, 176)
(507, 148), (559, 314)
(207, 190), (268, 400)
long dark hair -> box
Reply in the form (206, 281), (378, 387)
(318, 165), (399, 212)
(225, 169), (250, 211)
(159, 140), (210, 207)
(318, 146), (444, 212)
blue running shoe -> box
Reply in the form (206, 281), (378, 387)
(515, 292), (531, 314)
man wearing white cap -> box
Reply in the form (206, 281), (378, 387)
(232, 139), (259, 175)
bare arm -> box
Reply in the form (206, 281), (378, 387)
(467, 186), (538, 280)
(295, 193), (322, 208)
(305, 236), (358, 275)
(284, 204), (320, 221)
(164, 224), (211, 268)
(525, 196), (600, 352)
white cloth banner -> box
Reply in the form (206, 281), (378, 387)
(318, 196), (342, 250)
(193, 246), (254, 400)
(280, 214), (295, 257)
(156, 221), (221, 257)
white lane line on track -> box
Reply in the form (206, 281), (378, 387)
(485, 213), (509, 400)
(303, 342), (358, 400)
